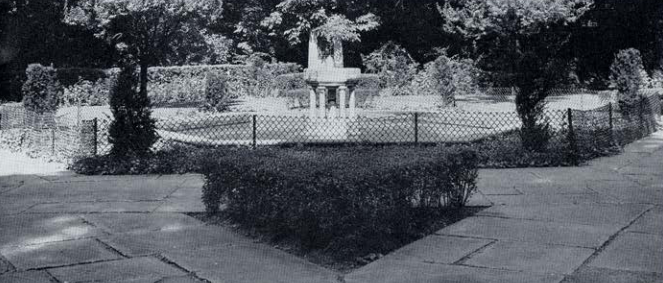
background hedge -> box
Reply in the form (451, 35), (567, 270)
(8, 63), (302, 106)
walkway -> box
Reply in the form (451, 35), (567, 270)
(0, 131), (661, 283)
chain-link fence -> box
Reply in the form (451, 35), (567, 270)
(0, 104), (83, 160)
(1, 93), (660, 164)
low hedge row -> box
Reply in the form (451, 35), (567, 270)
(200, 146), (478, 259)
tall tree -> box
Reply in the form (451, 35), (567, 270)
(64, 0), (224, 97)
(440, 0), (593, 151)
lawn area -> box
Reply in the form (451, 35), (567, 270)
(49, 93), (609, 147)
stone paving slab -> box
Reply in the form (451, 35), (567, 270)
(619, 166), (663, 176)
(627, 208), (663, 235)
(2, 179), (178, 202)
(25, 201), (163, 214)
(622, 132), (663, 153)
(84, 213), (203, 234)
(588, 232), (663, 274)
(345, 259), (563, 283)
(562, 267), (663, 283)
(153, 199), (206, 213)
(101, 226), (253, 257)
(0, 175), (49, 191)
(0, 215), (102, 248)
(0, 270), (54, 283)
(44, 174), (162, 183)
(382, 235), (493, 264)
(163, 245), (340, 283)
(439, 216), (618, 248)
(587, 152), (650, 170)
(485, 193), (619, 206)
(158, 275), (208, 283)
(528, 167), (629, 183)
(0, 255), (13, 274)
(48, 257), (186, 283)
(0, 239), (120, 270)
(588, 181), (663, 205)
(513, 182), (596, 195)
(477, 203), (650, 227)
(0, 198), (40, 216)
(464, 241), (594, 275)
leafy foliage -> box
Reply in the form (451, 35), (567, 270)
(64, 0), (224, 96)
(203, 72), (230, 111)
(61, 78), (110, 106)
(362, 42), (419, 95)
(440, 0), (592, 150)
(21, 64), (62, 114)
(261, 0), (379, 47)
(107, 64), (157, 157)
(413, 54), (480, 102)
(610, 48), (649, 105)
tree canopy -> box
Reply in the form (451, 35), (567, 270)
(64, 0), (225, 95)
(2, 0), (663, 102)
(440, 0), (594, 151)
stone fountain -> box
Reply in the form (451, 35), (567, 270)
(304, 33), (362, 140)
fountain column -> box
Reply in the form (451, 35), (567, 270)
(338, 86), (348, 118)
(349, 88), (357, 118)
(317, 86), (327, 118)
(309, 86), (316, 118)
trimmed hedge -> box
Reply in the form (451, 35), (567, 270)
(6, 63), (301, 105)
(200, 146), (478, 259)
(22, 64), (62, 114)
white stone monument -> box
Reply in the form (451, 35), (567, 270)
(305, 33), (361, 141)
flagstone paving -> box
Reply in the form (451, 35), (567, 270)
(0, 130), (661, 282)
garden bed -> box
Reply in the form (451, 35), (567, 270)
(196, 146), (481, 270)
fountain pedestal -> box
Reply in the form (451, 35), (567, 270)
(304, 33), (363, 141)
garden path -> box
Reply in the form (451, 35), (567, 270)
(347, 130), (663, 283)
(0, 130), (661, 283)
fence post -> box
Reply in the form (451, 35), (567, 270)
(51, 128), (55, 155)
(414, 112), (419, 144)
(252, 115), (257, 148)
(567, 108), (578, 165)
(93, 118), (98, 156)
(0, 113), (2, 130)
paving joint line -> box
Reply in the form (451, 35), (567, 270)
(42, 269), (62, 283)
(21, 257), (132, 273)
(93, 238), (129, 259)
(155, 253), (213, 283)
(0, 254), (16, 275)
(452, 239), (497, 265)
(570, 206), (655, 275)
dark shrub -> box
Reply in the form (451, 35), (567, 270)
(70, 144), (208, 175)
(362, 42), (419, 95)
(200, 146), (478, 259)
(349, 75), (381, 107)
(275, 73), (308, 108)
(108, 64), (157, 157)
(22, 64), (62, 114)
(203, 72), (230, 111)
(275, 73), (307, 94)
(610, 49), (648, 118)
